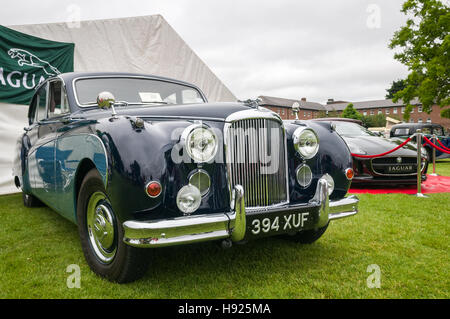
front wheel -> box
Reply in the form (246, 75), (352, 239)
(77, 169), (150, 283)
(287, 223), (329, 244)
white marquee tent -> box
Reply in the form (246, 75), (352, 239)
(0, 15), (236, 195)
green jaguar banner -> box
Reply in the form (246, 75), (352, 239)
(0, 25), (74, 105)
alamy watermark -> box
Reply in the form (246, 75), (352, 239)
(66, 264), (81, 288)
(170, 123), (282, 174)
(366, 264), (381, 288)
(66, 4), (82, 29)
(366, 4), (381, 29)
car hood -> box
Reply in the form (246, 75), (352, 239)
(342, 135), (418, 157)
(77, 102), (260, 122)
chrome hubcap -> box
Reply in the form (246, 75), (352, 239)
(87, 192), (117, 264)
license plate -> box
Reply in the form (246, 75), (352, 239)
(387, 165), (415, 173)
(246, 207), (318, 239)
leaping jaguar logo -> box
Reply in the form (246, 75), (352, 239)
(7, 48), (61, 76)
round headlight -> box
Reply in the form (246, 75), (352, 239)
(293, 127), (319, 159)
(322, 174), (335, 196)
(296, 164), (313, 188)
(185, 126), (218, 163)
(176, 185), (201, 215)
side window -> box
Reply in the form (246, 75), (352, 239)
(48, 80), (70, 118)
(394, 128), (409, 136)
(28, 96), (38, 125)
(36, 84), (48, 122)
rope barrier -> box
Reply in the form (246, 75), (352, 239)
(349, 130), (430, 197)
(436, 138), (450, 152)
(351, 137), (412, 158)
(423, 136), (450, 154)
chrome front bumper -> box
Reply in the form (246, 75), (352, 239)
(123, 178), (359, 248)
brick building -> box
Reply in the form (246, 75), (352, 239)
(258, 95), (325, 120)
(325, 98), (450, 131)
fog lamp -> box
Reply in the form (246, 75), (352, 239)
(176, 185), (201, 215)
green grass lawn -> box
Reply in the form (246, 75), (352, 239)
(434, 158), (450, 176)
(0, 160), (449, 299)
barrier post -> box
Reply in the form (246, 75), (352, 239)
(429, 134), (439, 176)
(415, 129), (428, 198)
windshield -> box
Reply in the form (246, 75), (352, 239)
(75, 77), (205, 106)
(433, 126), (444, 136)
(333, 121), (377, 137)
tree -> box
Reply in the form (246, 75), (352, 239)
(385, 79), (406, 99)
(318, 110), (339, 118)
(389, 0), (450, 120)
(361, 114), (387, 128)
(341, 103), (362, 120)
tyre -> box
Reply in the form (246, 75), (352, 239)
(77, 169), (150, 283)
(287, 223), (329, 244)
(22, 192), (44, 207)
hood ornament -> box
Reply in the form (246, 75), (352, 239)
(292, 102), (300, 120)
(240, 98), (262, 110)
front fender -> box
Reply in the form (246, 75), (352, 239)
(97, 117), (230, 223)
(284, 120), (353, 201)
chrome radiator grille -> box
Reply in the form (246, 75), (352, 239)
(225, 118), (288, 208)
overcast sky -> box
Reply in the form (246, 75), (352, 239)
(2, 0), (411, 103)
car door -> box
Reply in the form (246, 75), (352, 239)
(26, 81), (59, 204)
(48, 79), (77, 217)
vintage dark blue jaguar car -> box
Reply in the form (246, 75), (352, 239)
(13, 72), (359, 282)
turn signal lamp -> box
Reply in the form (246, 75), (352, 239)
(345, 168), (354, 180)
(146, 181), (162, 198)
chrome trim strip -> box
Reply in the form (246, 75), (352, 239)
(329, 211), (358, 220)
(224, 109), (283, 124)
(134, 115), (225, 122)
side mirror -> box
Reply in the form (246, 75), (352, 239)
(97, 91), (117, 118)
(97, 91), (115, 109)
(292, 102), (300, 120)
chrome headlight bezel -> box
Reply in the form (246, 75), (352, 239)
(293, 127), (320, 159)
(181, 124), (219, 163)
